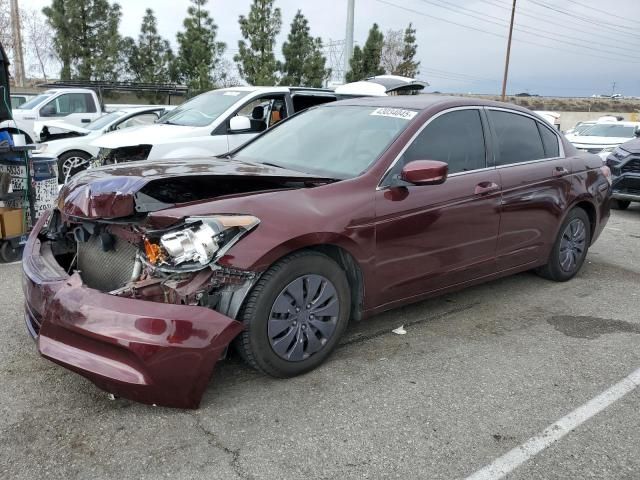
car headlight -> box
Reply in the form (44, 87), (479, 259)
(611, 146), (631, 160)
(143, 215), (260, 270)
(33, 143), (48, 154)
(600, 146), (616, 154)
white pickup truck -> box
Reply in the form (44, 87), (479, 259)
(2, 88), (104, 143)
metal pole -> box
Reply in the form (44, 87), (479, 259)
(344, 0), (355, 83)
(501, 0), (516, 101)
(10, 0), (26, 87)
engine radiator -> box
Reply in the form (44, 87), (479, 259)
(77, 235), (138, 292)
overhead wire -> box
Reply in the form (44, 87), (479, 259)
(372, 0), (640, 65)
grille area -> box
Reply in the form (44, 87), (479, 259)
(621, 158), (640, 174)
(77, 235), (138, 292)
(615, 177), (640, 196)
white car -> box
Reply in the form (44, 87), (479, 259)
(566, 122), (640, 160)
(33, 106), (172, 182)
(90, 86), (343, 167)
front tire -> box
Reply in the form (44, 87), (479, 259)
(536, 208), (591, 282)
(236, 251), (351, 378)
(611, 199), (631, 210)
(57, 150), (92, 184)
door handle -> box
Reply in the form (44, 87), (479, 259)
(81, 118), (91, 123)
(552, 166), (569, 177)
(475, 182), (500, 195)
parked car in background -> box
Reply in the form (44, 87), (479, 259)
(23, 95), (611, 408)
(566, 122), (640, 160)
(3, 88), (106, 143)
(10, 93), (36, 110)
(533, 111), (561, 130)
(605, 136), (640, 210)
(334, 75), (428, 96)
(32, 106), (174, 183)
(90, 86), (344, 167)
(564, 116), (623, 136)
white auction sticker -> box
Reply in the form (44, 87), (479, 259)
(223, 91), (242, 96)
(370, 107), (417, 120)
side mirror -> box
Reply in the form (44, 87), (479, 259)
(40, 104), (56, 117)
(635, 129), (640, 138)
(229, 116), (252, 133)
(400, 160), (448, 186)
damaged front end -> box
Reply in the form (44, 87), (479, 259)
(58, 211), (262, 317)
(23, 208), (258, 408)
(23, 158), (334, 407)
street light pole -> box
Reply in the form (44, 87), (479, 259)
(501, 0), (517, 101)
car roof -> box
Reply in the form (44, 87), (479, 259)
(216, 86), (333, 94)
(325, 94), (537, 115)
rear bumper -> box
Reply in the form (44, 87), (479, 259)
(22, 212), (244, 409)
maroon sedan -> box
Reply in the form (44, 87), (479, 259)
(23, 96), (611, 408)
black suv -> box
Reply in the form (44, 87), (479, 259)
(605, 136), (640, 210)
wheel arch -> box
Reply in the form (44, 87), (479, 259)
(234, 235), (367, 322)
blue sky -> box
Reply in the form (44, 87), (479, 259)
(20, 0), (640, 97)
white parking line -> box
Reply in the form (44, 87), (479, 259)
(465, 366), (640, 480)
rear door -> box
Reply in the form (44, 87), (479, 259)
(486, 108), (570, 270)
(374, 107), (502, 306)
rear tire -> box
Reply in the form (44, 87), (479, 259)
(536, 208), (591, 282)
(236, 251), (351, 378)
(611, 199), (631, 210)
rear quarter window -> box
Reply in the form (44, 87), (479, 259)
(537, 122), (560, 158)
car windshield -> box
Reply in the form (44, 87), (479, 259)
(159, 90), (250, 127)
(573, 124), (594, 135)
(86, 111), (126, 131)
(17, 94), (51, 110)
(581, 124), (637, 138)
(235, 105), (415, 179)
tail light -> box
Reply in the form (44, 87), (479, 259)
(600, 165), (612, 185)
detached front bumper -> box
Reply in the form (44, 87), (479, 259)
(22, 212), (244, 409)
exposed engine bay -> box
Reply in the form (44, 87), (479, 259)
(43, 209), (259, 318)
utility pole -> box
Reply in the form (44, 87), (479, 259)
(611, 81), (616, 97)
(344, 0), (355, 83)
(10, 0), (26, 87)
(501, 0), (516, 101)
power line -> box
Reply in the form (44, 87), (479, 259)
(563, 0), (638, 26)
(372, 0), (640, 65)
(420, 0), (637, 54)
(414, 0), (640, 62)
(479, 0), (640, 45)
(526, 0), (640, 39)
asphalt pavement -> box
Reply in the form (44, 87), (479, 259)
(1, 206), (639, 480)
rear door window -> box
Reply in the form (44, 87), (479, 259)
(488, 110), (546, 165)
(399, 109), (486, 174)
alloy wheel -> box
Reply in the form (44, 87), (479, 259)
(559, 218), (587, 273)
(62, 156), (89, 182)
(268, 274), (340, 362)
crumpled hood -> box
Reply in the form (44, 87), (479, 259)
(34, 119), (91, 141)
(59, 157), (334, 220)
(91, 123), (206, 149)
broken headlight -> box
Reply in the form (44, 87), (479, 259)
(143, 215), (260, 271)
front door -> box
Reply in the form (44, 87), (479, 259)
(374, 108), (502, 307)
